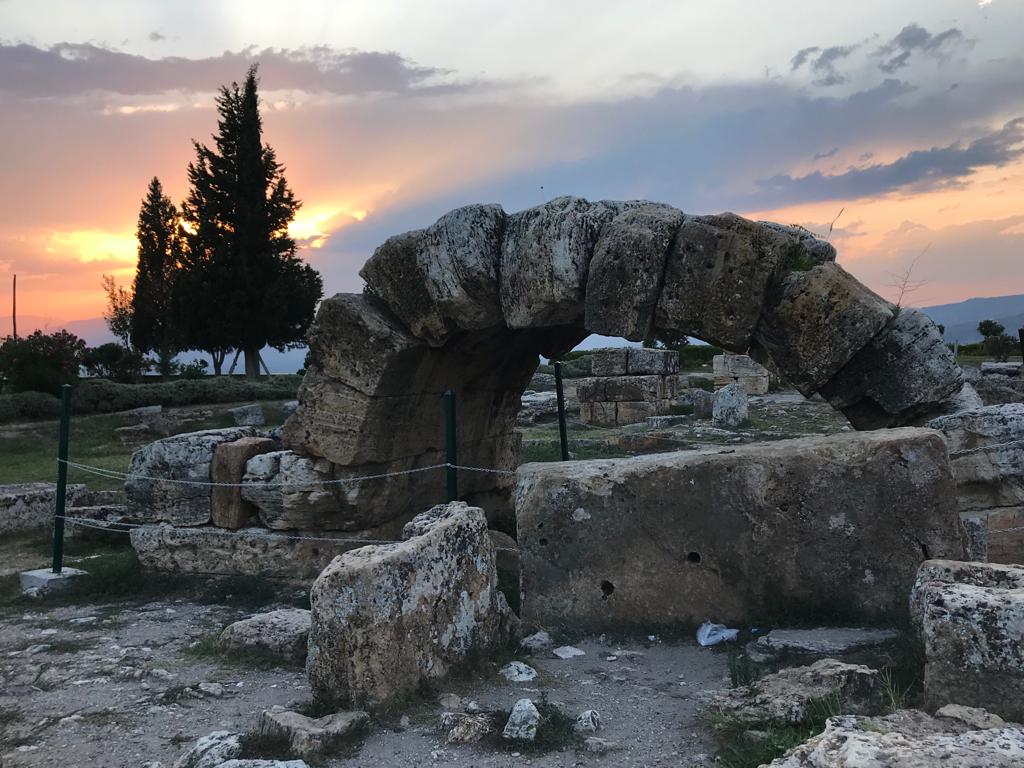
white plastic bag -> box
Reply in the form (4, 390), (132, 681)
(696, 621), (739, 647)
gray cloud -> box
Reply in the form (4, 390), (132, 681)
(876, 24), (968, 73)
(813, 147), (839, 160)
(0, 42), (465, 97)
(148, 31), (165, 42)
(791, 44), (858, 86)
(755, 117), (1024, 205)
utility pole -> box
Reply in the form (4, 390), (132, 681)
(11, 274), (16, 339)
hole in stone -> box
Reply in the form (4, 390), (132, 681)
(600, 580), (615, 599)
(778, 503), (790, 512)
(537, 522), (545, 529)
(539, 537), (548, 546)
(687, 552), (702, 564)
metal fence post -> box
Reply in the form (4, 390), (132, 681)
(52, 384), (72, 574)
(554, 361), (569, 461)
(444, 389), (458, 501)
(1018, 328), (1024, 373)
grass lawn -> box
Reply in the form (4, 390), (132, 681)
(0, 400), (292, 490)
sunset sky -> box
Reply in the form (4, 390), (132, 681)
(2, 0), (1023, 331)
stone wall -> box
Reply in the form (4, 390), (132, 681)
(1, 483), (97, 536)
(712, 354), (770, 395)
(927, 404), (1024, 563)
(577, 347), (681, 426)
(516, 428), (965, 630)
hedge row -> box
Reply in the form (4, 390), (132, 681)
(0, 375), (302, 423)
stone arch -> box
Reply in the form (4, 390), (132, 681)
(281, 196), (964, 530)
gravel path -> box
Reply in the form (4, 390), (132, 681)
(1, 596), (727, 767)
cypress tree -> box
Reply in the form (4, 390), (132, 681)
(179, 64), (322, 378)
(131, 177), (181, 378)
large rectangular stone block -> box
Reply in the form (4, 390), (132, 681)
(211, 437), (278, 529)
(125, 427), (256, 526)
(752, 263), (894, 396)
(576, 375), (675, 403)
(129, 524), (398, 579)
(517, 428), (964, 631)
(911, 560), (1024, 722)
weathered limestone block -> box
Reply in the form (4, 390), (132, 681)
(713, 353), (771, 395)
(758, 221), (838, 263)
(928, 404), (1024, 512)
(516, 429), (964, 630)
(820, 308), (964, 429)
(0, 482), (90, 535)
(576, 375), (677, 403)
(257, 708), (369, 761)
(626, 347), (679, 375)
(615, 400), (659, 425)
(753, 262), (894, 396)
(241, 451), (345, 531)
(766, 709), (1024, 767)
(711, 659), (885, 725)
(500, 196), (633, 328)
(584, 204), (685, 340)
(125, 427), (256, 526)
(654, 214), (808, 351)
(212, 437), (277, 529)
(129, 524), (400, 579)
(981, 361), (1023, 377)
(751, 627), (900, 662)
(580, 401), (617, 426)
(307, 502), (514, 708)
(359, 204), (505, 345)
(712, 382), (748, 427)
(911, 559), (1024, 722)
(219, 609), (311, 663)
(591, 347), (629, 377)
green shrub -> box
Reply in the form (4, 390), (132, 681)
(177, 359), (209, 380)
(0, 391), (61, 422)
(71, 375), (301, 415)
(680, 344), (723, 367)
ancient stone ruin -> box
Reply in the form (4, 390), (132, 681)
(11, 194), (1024, 766)
(276, 197), (964, 531)
(713, 353), (770, 394)
(577, 347), (682, 426)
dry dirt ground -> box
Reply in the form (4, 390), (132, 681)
(0, 584), (726, 768)
(1, 389), (841, 767)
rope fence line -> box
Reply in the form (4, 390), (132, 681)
(60, 458), (518, 487)
(54, 514), (521, 552)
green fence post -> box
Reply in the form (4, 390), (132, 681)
(444, 389), (458, 501)
(51, 384), (72, 574)
(554, 361), (569, 461)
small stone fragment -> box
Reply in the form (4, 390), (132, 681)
(502, 698), (541, 741)
(712, 382), (748, 428)
(218, 609), (310, 664)
(500, 661), (538, 682)
(172, 731), (241, 768)
(553, 645), (586, 659)
(575, 709), (602, 733)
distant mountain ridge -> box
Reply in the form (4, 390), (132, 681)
(920, 294), (1024, 344)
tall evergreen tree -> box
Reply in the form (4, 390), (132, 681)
(132, 177), (181, 379)
(179, 64), (322, 378)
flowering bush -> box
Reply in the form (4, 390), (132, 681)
(0, 330), (86, 394)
